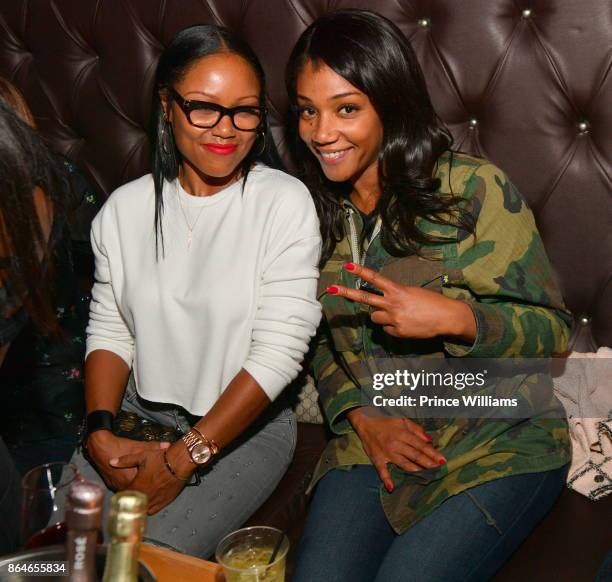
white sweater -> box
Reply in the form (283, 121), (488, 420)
(86, 165), (322, 415)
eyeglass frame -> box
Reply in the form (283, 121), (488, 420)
(168, 88), (267, 132)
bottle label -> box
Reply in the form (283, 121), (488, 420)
(73, 535), (87, 571)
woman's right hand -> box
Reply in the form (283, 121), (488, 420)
(86, 430), (170, 491)
(347, 407), (447, 492)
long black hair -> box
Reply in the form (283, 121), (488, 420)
(286, 9), (474, 264)
(151, 24), (283, 257)
(0, 101), (67, 334)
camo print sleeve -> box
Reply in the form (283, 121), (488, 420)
(444, 163), (572, 358)
(311, 319), (362, 434)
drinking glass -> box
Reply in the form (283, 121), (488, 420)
(216, 526), (289, 582)
(20, 462), (80, 548)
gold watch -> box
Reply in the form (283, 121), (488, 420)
(181, 428), (219, 466)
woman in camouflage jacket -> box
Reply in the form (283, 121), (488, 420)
(287, 10), (572, 582)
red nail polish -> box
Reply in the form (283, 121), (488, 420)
(327, 285), (339, 295)
(423, 434), (433, 442)
(385, 483), (394, 493)
(344, 262), (356, 271)
(439, 458), (447, 465)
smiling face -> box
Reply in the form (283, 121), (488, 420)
(296, 60), (384, 189)
(162, 51), (261, 195)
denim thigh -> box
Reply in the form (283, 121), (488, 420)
(293, 465), (395, 582)
(374, 465), (569, 582)
(294, 464), (568, 582)
(55, 379), (297, 559)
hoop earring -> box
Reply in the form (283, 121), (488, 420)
(161, 120), (172, 154)
(253, 130), (266, 157)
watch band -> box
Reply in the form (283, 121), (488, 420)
(86, 410), (115, 436)
(182, 431), (201, 458)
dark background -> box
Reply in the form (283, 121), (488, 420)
(1, 1), (610, 352)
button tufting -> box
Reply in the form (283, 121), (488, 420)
(577, 121), (590, 134)
(579, 316), (590, 325)
(522, 9), (532, 18)
(468, 118), (478, 129)
(418, 18), (430, 28)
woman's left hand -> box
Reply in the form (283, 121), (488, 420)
(110, 443), (191, 514)
(327, 262), (476, 341)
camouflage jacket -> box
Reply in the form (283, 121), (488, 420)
(310, 153), (572, 534)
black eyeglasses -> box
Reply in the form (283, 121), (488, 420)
(169, 89), (266, 132)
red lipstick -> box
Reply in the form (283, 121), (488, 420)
(202, 143), (237, 155)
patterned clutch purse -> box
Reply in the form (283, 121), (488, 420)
(112, 410), (181, 443)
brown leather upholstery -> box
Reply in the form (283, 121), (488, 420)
(1, 2), (610, 580)
(492, 486), (612, 581)
(0, 0), (610, 351)
(245, 423), (328, 575)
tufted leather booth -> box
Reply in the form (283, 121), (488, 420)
(1, 1), (610, 580)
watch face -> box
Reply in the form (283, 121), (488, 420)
(190, 443), (212, 465)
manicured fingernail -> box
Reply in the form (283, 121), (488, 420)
(439, 458), (447, 465)
(344, 262), (356, 271)
(385, 482), (394, 493)
(160, 442), (170, 449)
(327, 286), (339, 295)
(109, 458), (118, 465)
(419, 433), (433, 442)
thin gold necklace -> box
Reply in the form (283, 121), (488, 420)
(176, 190), (205, 250)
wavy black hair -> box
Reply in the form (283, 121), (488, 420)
(286, 9), (474, 264)
(0, 101), (67, 335)
(151, 24), (283, 257)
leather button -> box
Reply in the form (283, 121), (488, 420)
(418, 18), (430, 28)
(468, 118), (478, 129)
(579, 316), (590, 325)
(522, 9), (532, 17)
(578, 121), (590, 134)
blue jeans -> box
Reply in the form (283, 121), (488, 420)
(294, 464), (568, 582)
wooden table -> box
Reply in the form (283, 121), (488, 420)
(140, 543), (223, 581)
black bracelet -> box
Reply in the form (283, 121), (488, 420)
(163, 450), (190, 481)
(86, 410), (115, 436)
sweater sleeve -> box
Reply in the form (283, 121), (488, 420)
(243, 190), (322, 401)
(85, 205), (134, 366)
(444, 163), (572, 358)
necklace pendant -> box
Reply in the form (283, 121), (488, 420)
(187, 231), (193, 249)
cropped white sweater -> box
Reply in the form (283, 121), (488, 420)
(86, 165), (322, 414)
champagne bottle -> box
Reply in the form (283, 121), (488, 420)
(65, 480), (104, 582)
(102, 491), (148, 582)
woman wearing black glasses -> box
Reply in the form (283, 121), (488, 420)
(63, 25), (321, 558)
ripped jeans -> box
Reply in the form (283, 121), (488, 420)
(57, 376), (297, 559)
(294, 464), (568, 582)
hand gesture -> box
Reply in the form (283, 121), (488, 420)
(327, 262), (475, 341)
